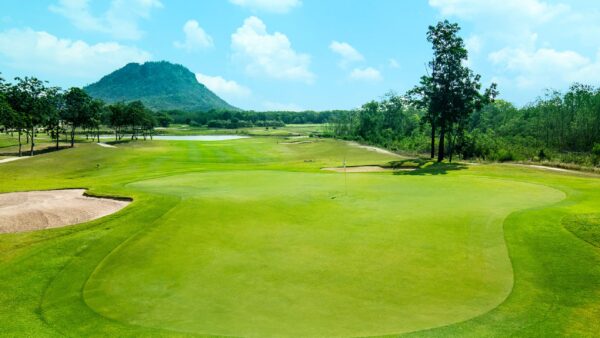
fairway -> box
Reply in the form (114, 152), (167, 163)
(1, 138), (599, 336)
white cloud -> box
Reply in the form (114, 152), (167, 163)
(231, 16), (314, 83)
(465, 35), (483, 54)
(428, 0), (568, 23)
(429, 0), (600, 101)
(329, 41), (364, 68)
(50, 0), (163, 40)
(388, 58), (400, 69)
(229, 0), (301, 14)
(263, 101), (303, 111)
(0, 28), (151, 80)
(195, 73), (251, 100)
(174, 20), (213, 51)
(349, 67), (382, 82)
(489, 47), (600, 88)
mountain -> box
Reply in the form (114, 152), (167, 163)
(84, 61), (237, 111)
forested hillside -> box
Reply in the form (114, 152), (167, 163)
(84, 61), (236, 112)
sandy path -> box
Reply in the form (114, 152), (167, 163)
(526, 164), (577, 173)
(0, 189), (130, 233)
(347, 142), (401, 157)
(97, 142), (117, 148)
(510, 164), (585, 175)
(0, 156), (29, 164)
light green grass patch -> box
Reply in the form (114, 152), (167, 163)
(85, 171), (562, 337)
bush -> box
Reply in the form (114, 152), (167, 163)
(592, 144), (600, 157)
(494, 149), (515, 162)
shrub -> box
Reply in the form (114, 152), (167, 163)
(495, 149), (515, 162)
(592, 144), (600, 157)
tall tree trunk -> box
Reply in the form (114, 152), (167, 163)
(430, 121), (436, 159)
(70, 126), (75, 147)
(55, 127), (59, 150)
(30, 126), (34, 156)
(18, 130), (22, 157)
(97, 127), (100, 142)
(448, 131), (455, 163)
(437, 120), (446, 163)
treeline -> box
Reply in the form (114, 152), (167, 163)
(331, 85), (600, 165)
(0, 75), (158, 157)
(328, 93), (425, 150)
(464, 85), (600, 163)
(332, 21), (600, 167)
(164, 109), (346, 128)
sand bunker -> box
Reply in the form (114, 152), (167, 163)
(97, 142), (117, 148)
(0, 189), (130, 233)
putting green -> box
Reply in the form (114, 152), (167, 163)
(84, 171), (562, 337)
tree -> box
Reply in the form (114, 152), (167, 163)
(86, 99), (104, 142)
(155, 112), (173, 128)
(63, 87), (92, 147)
(107, 102), (128, 140)
(42, 87), (64, 150)
(0, 79), (17, 138)
(407, 76), (437, 158)
(357, 101), (381, 141)
(126, 101), (146, 140)
(141, 111), (157, 140)
(6, 78), (47, 156)
(410, 21), (495, 162)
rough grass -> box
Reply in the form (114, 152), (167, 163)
(564, 213), (600, 248)
(0, 137), (599, 337)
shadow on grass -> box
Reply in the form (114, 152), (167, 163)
(387, 158), (468, 175)
(105, 139), (132, 145)
(0, 145), (71, 157)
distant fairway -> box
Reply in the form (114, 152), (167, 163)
(1, 137), (599, 336)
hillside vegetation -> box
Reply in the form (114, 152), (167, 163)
(84, 61), (236, 112)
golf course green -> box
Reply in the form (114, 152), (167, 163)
(1, 137), (599, 336)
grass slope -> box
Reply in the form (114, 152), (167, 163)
(0, 137), (599, 336)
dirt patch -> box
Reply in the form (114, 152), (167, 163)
(0, 189), (130, 233)
(347, 142), (401, 157)
(526, 164), (577, 173)
(322, 165), (412, 173)
(511, 164), (581, 174)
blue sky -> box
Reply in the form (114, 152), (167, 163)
(1, 0), (599, 111)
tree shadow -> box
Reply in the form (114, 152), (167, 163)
(0, 145), (71, 157)
(388, 158), (468, 175)
(106, 139), (132, 145)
